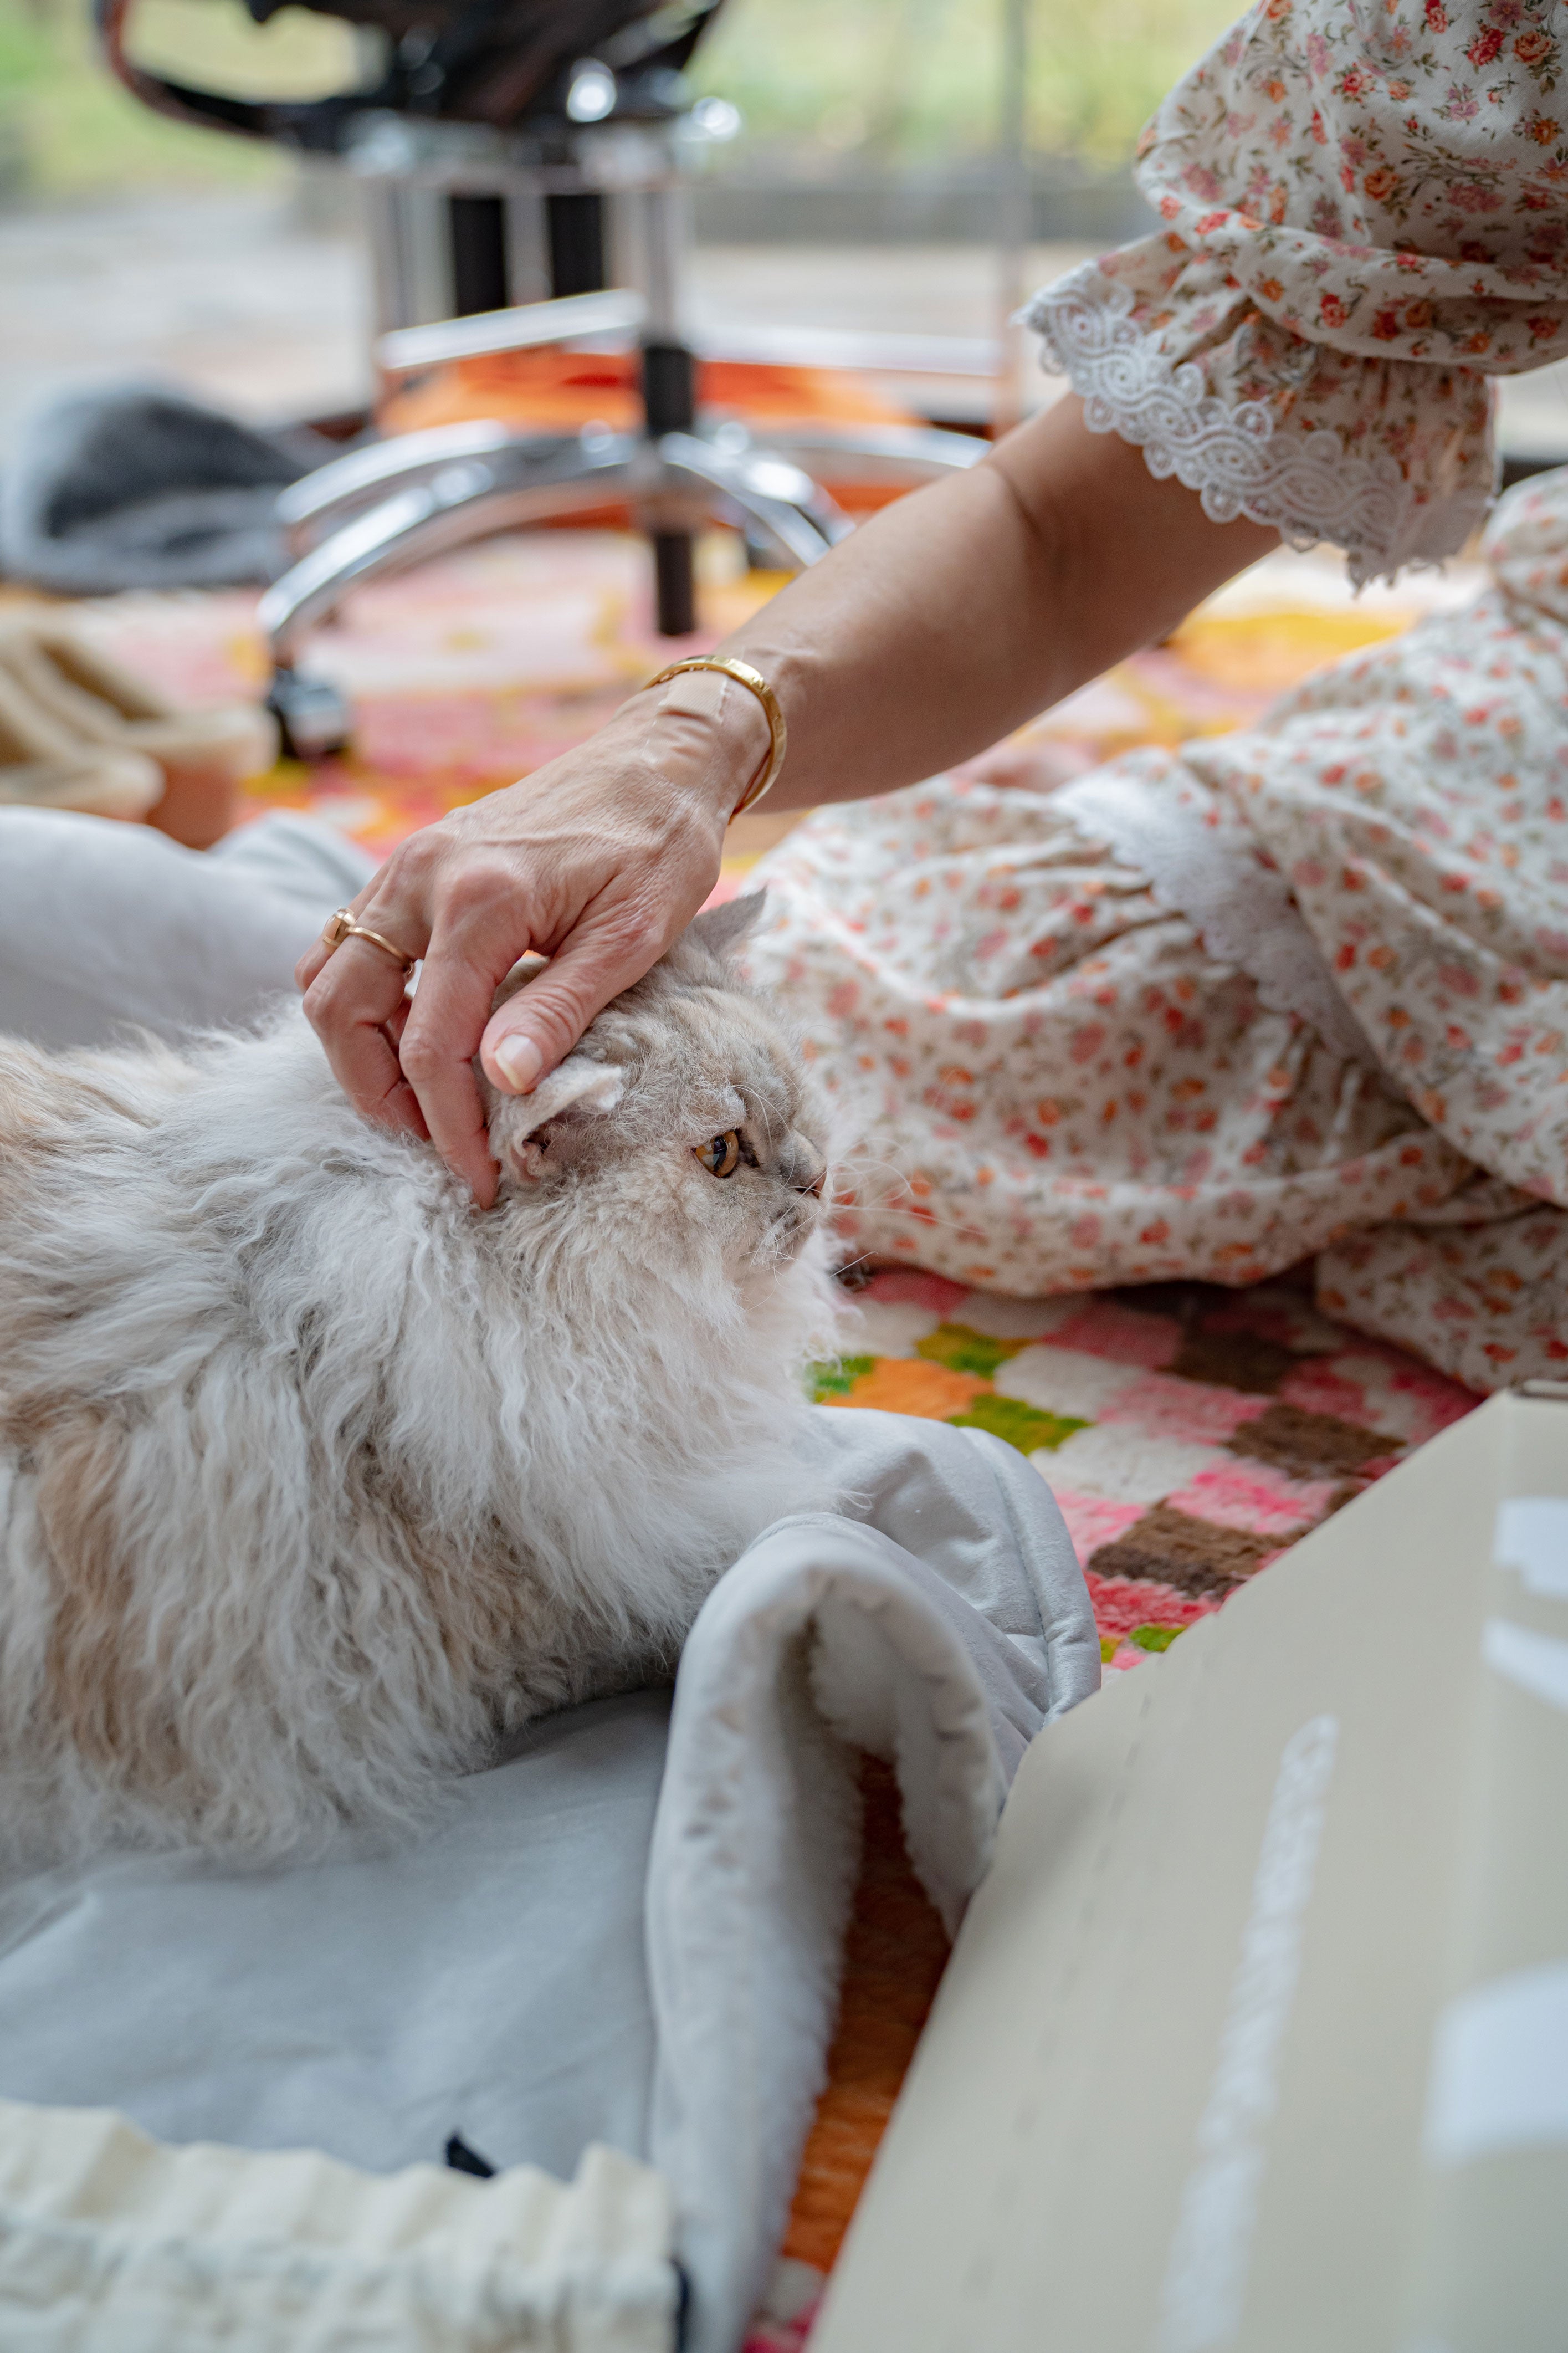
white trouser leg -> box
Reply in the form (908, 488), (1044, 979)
(0, 810), (376, 1050)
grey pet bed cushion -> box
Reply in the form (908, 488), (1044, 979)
(0, 386), (334, 594)
(0, 1406), (1098, 2353)
(0, 809), (377, 1051)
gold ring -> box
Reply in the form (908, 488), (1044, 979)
(321, 907), (417, 976)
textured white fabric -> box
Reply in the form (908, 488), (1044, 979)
(1022, 264), (1450, 584)
(798, 1408), (1100, 1753)
(0, 808), (373, 1049)
(650, 1535), (996, 2353)
(0, 1409), (1095, 2353)
(650, 1410), (1096, 2353)
(0, 2101), (673, 2352)
(1054, 766), (1379, 1069)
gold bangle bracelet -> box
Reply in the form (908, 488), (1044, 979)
(642, 654), (787, 820)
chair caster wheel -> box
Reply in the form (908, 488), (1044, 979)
(266, 668), (352, 761)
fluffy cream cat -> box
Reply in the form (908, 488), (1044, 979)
(0, 898), (838, 1860)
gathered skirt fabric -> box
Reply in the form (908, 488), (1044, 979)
(744, 474), (1568, 1393)
(744, 777), (1466, 1291)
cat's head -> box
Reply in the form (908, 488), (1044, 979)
(483, 896), (828, 1273)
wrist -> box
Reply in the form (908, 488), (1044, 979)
(631, 662), (775, 821)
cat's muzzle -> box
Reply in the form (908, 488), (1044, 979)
(759, 1176), (827, 1265)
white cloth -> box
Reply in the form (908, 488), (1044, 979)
(652, 1407), (1097, 2353)
(0, 1409), (1098, 2353)
(0, 809), (373, 1048)
(0, 1694), (669, 2183)
(0, 2105), (673, 2353)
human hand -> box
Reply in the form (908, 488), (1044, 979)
(295, 666), (768, 1208)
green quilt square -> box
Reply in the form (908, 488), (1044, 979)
(1128, 1624), (1186, 1654)
(945, 1396), (1087, 1456)
(807, 1354), (876, 1401)
(915, 1323), (1028, 1379)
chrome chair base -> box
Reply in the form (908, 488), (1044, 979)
(258, 415), (983, 757)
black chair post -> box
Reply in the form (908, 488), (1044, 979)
(546, 193), (607, 298)
(449, 193), (509, 315)
(642, 339), (696, 636)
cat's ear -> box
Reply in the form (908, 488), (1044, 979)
(506, 1055), (624, 1141)
(685, 890), (767, 960)
(489, 1054), (626, 1184)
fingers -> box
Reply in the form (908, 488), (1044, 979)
(294, 884), (379, 994)
(301, 932), (429, 1140)
(298, 861), (437, 1137)
(299, 845), (531, 1209)
(294, 929), (337, 994)
(393, 943), (509, 1211)
(478, 907), (658, 1096)
(291, 749), (725, 1209)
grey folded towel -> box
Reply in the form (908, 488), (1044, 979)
(0, 386), (339, 594)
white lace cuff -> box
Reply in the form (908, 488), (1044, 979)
(1023, 263), (1493, 590)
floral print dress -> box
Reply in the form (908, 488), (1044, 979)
(742, 0), (1568, 1394)
(745, 463), (1568, 1394)
(745, 0), (1568, 1392)
(1026, 0), (1567, 585)
(747, 466), (1568, 1383)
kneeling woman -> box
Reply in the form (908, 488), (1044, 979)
(743, 472), (1568, 1395)
(245, 7), (1568, 1387)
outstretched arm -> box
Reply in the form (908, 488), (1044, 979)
(298, 393), (1275, 1206)
(722, 392), (1275, 811)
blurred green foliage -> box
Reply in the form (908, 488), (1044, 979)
(694, 0), (1237, 172)
(0, 0), (283, 193)
(0, 0), (1239, 201)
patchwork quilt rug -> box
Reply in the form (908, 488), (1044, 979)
(745, 1265), (1477, 2346)
(824, 1266), (1475, 1675)
(42, 528), (1485, 2345)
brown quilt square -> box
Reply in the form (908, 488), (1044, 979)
(1166, 1328), (1300, 1395)
(1227, 1400), (1402, 1481)
(1087, 1503), (1282, 1598)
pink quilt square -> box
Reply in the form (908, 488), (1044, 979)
(1281, 1351), (1474, 1446)
(1165, 1458), (1339, 1539)
(1083, 1571), (1221, 1637)
(858, 1268), (973, 1317)
(1046, 1302), (1181, 1370)
(1096, 1371), (1269, 1446)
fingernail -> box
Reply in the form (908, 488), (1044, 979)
(491, 1033), (542, 1094)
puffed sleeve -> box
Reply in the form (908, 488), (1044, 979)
(1023, 0), (1568, 585)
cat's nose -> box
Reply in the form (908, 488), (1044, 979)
(792, 1153), (827, 1199)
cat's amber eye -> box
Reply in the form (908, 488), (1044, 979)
(694, 1130), (742, 1179)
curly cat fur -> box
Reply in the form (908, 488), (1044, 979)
(0, 901), (840, 1860)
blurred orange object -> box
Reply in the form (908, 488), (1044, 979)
(378, 349), (927, 514)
